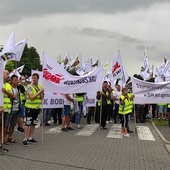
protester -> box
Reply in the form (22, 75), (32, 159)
(22, 73), (44, 146)
(61, 94), (74, 132)
(106, 82), (113, 123)
(17, 75), (27, 134)
(7, 75), (20, 143)
(2, 70), (13, 145)
(158, 103), (167, 120)
(74, 93), (85, 129)
(43, 108), (52, 126)
(119, 87), (131, 137)
(53, 108), (62, 125)
(97, 81), (111, 129)
(127, 88), (135, 133)
(112, 81), (122, 123)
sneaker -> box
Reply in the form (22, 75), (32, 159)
(109, 120), (113, 123)
(124, 134), (130, 137)
(127, 130), (133, 133)
(67, 127), (74, 130)
(22, 140), (28, 147)
(106, 121), (109, 124)
(17, 127), (24, 134)
(61, 128), (68, 132)
(77, 125), (83, 129)
(27, 138), (37, 144)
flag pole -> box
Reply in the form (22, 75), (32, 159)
(133, 104), (137, 134)
(99, 93), (102, 129)
(1, 110), (4, 154)
(41, 107), (44, 145)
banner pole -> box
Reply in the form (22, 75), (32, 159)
(2, 111), (4, 154)
(41, 108), (44, 145)
(99, 94), (102, 129)
(133, 104), (137, 134)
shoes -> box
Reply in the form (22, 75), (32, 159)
(61, 128), (68, 132)
(22, 140), (28, 147)
(127, 130), (133, 133)
(103, 127), (108, 130)
(106, 121), (109, 124)
(17, 127), (24, 134)
(45, 123), (51, 126)
(124, 134), (130, 137)
(109, 120), (113, 123)
(0, 145), (9, 152)
(139, 121), (145, 123)
(77, 125), (83, 129)
(67, 127), (74, 130)
(27, 138), (37, 144)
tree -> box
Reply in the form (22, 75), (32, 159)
(18, 44), (41, 75)
(5, 61), (15, 72)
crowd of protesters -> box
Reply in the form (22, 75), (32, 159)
(0, 70), (170, 152)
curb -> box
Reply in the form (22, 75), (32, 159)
(151, 121), (170, 144)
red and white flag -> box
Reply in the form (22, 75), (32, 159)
(111, 50), (123, 81)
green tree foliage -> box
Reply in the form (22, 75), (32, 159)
(18, 44), (41, 75)
(5, 60), (15, 72)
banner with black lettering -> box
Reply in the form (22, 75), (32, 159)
(43, 52), (103, 93)
(43, 92), (64, 108)
(132, 77), (170, 104)
(85, 92), (96, 107)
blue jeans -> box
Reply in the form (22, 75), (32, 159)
(76, 104), (83, 125)
(19, 103), (25, 118)
(43, 109), (52, 124)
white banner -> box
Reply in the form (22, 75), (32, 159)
(132, 77), (170, 104)
(43, 52), (103, 93)
(43, 92), (64, 108)
(0, 62), (3, 107)
(85, 92), (96, 107)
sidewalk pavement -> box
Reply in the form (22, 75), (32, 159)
(0, 118), (170, 170)
(156, 126), (170, 142)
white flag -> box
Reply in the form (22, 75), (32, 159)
(111, 50), (123, 81)
(14, 39), (27, 61)
(43, 52), (103, 93)
(0, 31), (16, 62)
(76, 59), (92, 76)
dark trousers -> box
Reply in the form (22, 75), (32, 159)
(137, 105), (144, 122)
(113, 103), (119, 123)
(53, 108), (62, 125)
(151, 104), (156, 118)
(143, 104), (149, 121)
(120, 114), (129, 128)
(87, 107), (95, 124)
(101, 105), (108, 128)
(107, 104), (113, 121)
(95, 105), (100, 123)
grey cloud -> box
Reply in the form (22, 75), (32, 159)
(0, 0), (169, 25)
(77, 27), (143, 44)
(136, 45), (156, 50)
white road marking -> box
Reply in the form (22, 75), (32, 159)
(44, 126), (62, 134)
(75, 124), (99, 136)
(137, 126), (155, 141)
(106, 124), (122, 138)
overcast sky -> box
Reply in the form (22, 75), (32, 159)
(0, 0), (170, 75)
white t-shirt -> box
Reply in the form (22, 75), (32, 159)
(64, 94), (73, 105)
(12, 87), (19, 111)
(112, 90), (122, 104)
